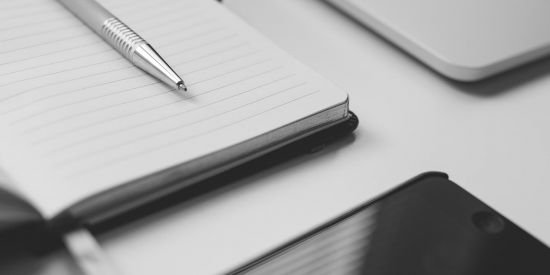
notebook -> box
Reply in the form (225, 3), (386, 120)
(0, 0), (351, 227)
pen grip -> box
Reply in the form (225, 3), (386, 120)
(57, 0), (113, 34)
(101, 18), (146, 60)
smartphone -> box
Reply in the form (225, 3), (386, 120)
(228, 172), (550, 275)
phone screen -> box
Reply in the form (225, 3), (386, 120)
(229, 173), (550, 275)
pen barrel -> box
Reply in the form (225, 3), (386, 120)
(57, 0), (113, 33)
(57, 0), (184, 90)
(57, 0), (146, 60)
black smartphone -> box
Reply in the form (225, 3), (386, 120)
(228, 172), (550, 275)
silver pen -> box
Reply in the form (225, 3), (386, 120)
(57, 0), (187, 92)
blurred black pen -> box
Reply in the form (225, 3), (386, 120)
(57, 0), (188, 92)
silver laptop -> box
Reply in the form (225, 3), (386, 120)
(325, 0), (550, 81)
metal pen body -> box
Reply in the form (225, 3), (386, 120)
(56, 0), (187, 91)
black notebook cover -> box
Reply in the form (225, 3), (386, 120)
(0, 111), (358, 254)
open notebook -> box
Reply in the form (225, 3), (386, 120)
(0, 0), (351, 226)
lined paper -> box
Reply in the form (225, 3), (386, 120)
(0, 0), (347, 217)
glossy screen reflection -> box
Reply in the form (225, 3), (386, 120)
(230, 175), (550, 275)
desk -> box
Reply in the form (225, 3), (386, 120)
(32, 0), (550, 274)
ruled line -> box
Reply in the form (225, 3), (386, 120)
(0, 14), (212, 67)
(19, 83), (165, 131)
(181, 51), (262, 75)
(0, 23), (225, 75)
(107, 0), (198, 18)
(68, 89), (320, 177)
(169, 42), (249, 64)
(55, 81), (308, 167)
(3, 25), (85, 42)
(188, 58), (272, 86)
(0, 41), (104, 66)
(0, 16), (71, 33)
(0, 50), (118, 80)
(0, 6), (207, 56)
(3, 5), (203, 43)
(121, 5), (204, 28)
(1, 0), (200, 35)
(0, 0), (49, 10)
(25, 54), (267, 141)
(137, 18), (219, 44)
(0, 67), (137, 113)
(1, 39), (249, 117)
(0, 28), (233, 105)
(18, 58), (272, 135)
(3, 8), (64, 22)
(0, 26), (225, 85)
(106, 0), (178, 10)
(0, 0), (330, 186)
(0, 18), (221, 75)
(31, 62), (280, 149)
(4, 0), (140, 11)
(1, 4), (204, 40)
(43, 73), (295, 159)
(29, 65), (284, 147)
(0, 32), (235, 87)
(0, 0), (170, 25)
(0, 33), (97, 55)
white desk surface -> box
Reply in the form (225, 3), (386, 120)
(24, 0), (550, 274)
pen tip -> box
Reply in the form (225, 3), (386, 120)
(177, 81), (187, 92)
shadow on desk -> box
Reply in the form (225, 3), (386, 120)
(446, 56), (550, 97)
(0, 250), (80, 275)
(319, 0), (550, 98)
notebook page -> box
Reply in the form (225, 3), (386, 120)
(0, 0), (347, 217)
